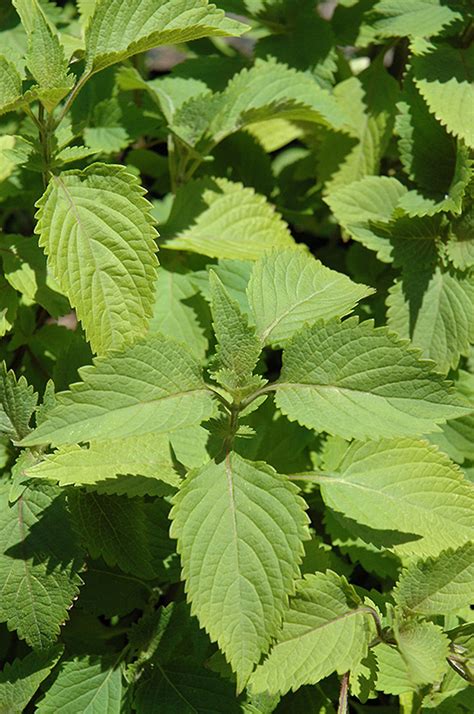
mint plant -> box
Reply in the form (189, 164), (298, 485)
(0, 1), (473, 711)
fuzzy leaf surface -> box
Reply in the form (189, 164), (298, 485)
(170, 453), (309, 688)
(35, 163), (159, 355)
(21, 335), (216, 447)
(394, 620), (449, 686)
(372, 0), (462, 38)
(0, 56), (23, 116)
(0, 363), (37, 441)
(275, 318), (469, 440)
(0, 646), (63, 714)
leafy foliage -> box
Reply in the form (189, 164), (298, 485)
(0, 1), (472, 711)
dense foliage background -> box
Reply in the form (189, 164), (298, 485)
(0, 0), (473, 711)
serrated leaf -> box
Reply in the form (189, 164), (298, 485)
(247, 249), (373, 346)
(170, 453), (309, 689)
(325, 176), (407, 262)
(372, 0), (462, 39)
(429, 370), (474, 463)
(0, 646), (63, 714)
(249, 571), (375, 695)
(25, 433), (179, 490)
(387, 267), (474, 374)
(36, 655), (122, 714)
(413, 44), (474, 148)
(0, 483), (84, 648)
(0, 55), (24, 116)
(69, 492), (177, 581)
(134, 657), (241, 714)
(307, 438), (474, 556)
(374, 643), (416, 695)
(394, 543), (474, 615)
(0, 362), (37, 441)
(164, 177), (296, 260)
(210, 271), (261, 395)
(395, 619), (449, 686)
(319, 59), (399, 191)
(35, 163), (159, 355)
(448, 195), (474, 270)
(21, 334), (216, 447)
(274, 317), (469, 440)
(84, 0), (247, 74)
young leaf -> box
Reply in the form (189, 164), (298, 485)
(394, 542), (474, 615)
(36, 655), (123, 714)
(0, 484), (84, 648)
(25, 433), (180, 491)
(0, 646), (63, 714)
(0, 362), (38, 441)
(0, 56), (24, 116)
(20, 334), (216, 447)
(372, 0), (462, 39)
(374, 644), (416, 695)
(309, 438), (474, 556)
(247, 250), (373, 346)
(163, 178), (296, 260)
(249, 571), (375, 695)
(35, 163), (159, 355)
(394, 619), (449, 686)
(413, 44), (474, 148)
(84, 0), (248, 74)
(275, 317), (469, 440)
(209, 271), (261, 395)
(170, 453), (309, 689)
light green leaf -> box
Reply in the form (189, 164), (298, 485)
(275, 317), (469, 440)
(372, 0), (462, 39)
(69, 492), (177, 581)
(192, 259), (253, 315)
(0, 55), (24, 116)
(394, 619), (449, 686)
(36, 655), (122, 714)
(448, 193), (474, 270)
(394, 543), (474, 615)
(210, 271), (262, 395)
(387, 267), (474, 374)
(429, 370), (474, 463)
(413, 44), (474, 148)
(149, 267), (208, 360)
(84, 0), (247, 74)
(308, 438), (474, 556)
(374, 644), (416, 695)
(170, 453), (309, 689)
(319, 59), (399, 191)
(249, 571), (375, 695)
(325, 176), (407, 262)
(20, 334), (216, 447)
(0, 483), (84, 648)
(0, 362), (37, 441)
(247, 249), (373, 347)
(14, 0), (73, 111)
(0, 646), (63, 714)
(25, 433), (179, 490)
(35, 163), (159, 354)
(164, 178), (296, 260)
(0, 277), (18, 339)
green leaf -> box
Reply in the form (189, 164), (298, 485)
(394, 619), (449, 686)
(247, 249), (373, 347)
(319, 59), (399, 191)
(413, 44), (474, 148)
(170, 453), (309, 689)
(0, 55), (24, 116)
(0, 277), (18, 338)
(25, 433), (179, 491)
(249, 571), (375, 695)
(0, 362), (37, 441)
(69, 492), (177, 581)
(394, 543), (474, 615)
(84, 0), (247, 74)
(36, 655), (122, 714)
(372, 0), (462, 39)
(275, 317), (469, 440)
(14, 0), (73, 111)
(0, 646), (63, 714)
(325, 176), (407, 262)
(163, 178), (296, 260)
(310, 438), (474, 556)
(35, 163), (159, 355)
(134, 657), (241, 714)
(387, 267), (474, 374)
(20, 334), (216, 447)
(374, 643), (417, 695)
(210, 271), (262, 395)
(429, 370), (474, 463)
(0, 483), (84, 648)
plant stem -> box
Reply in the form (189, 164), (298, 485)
(337, 671), (350, 714)
(54, 71), (91, 129)
(38, 104), (53, 186)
